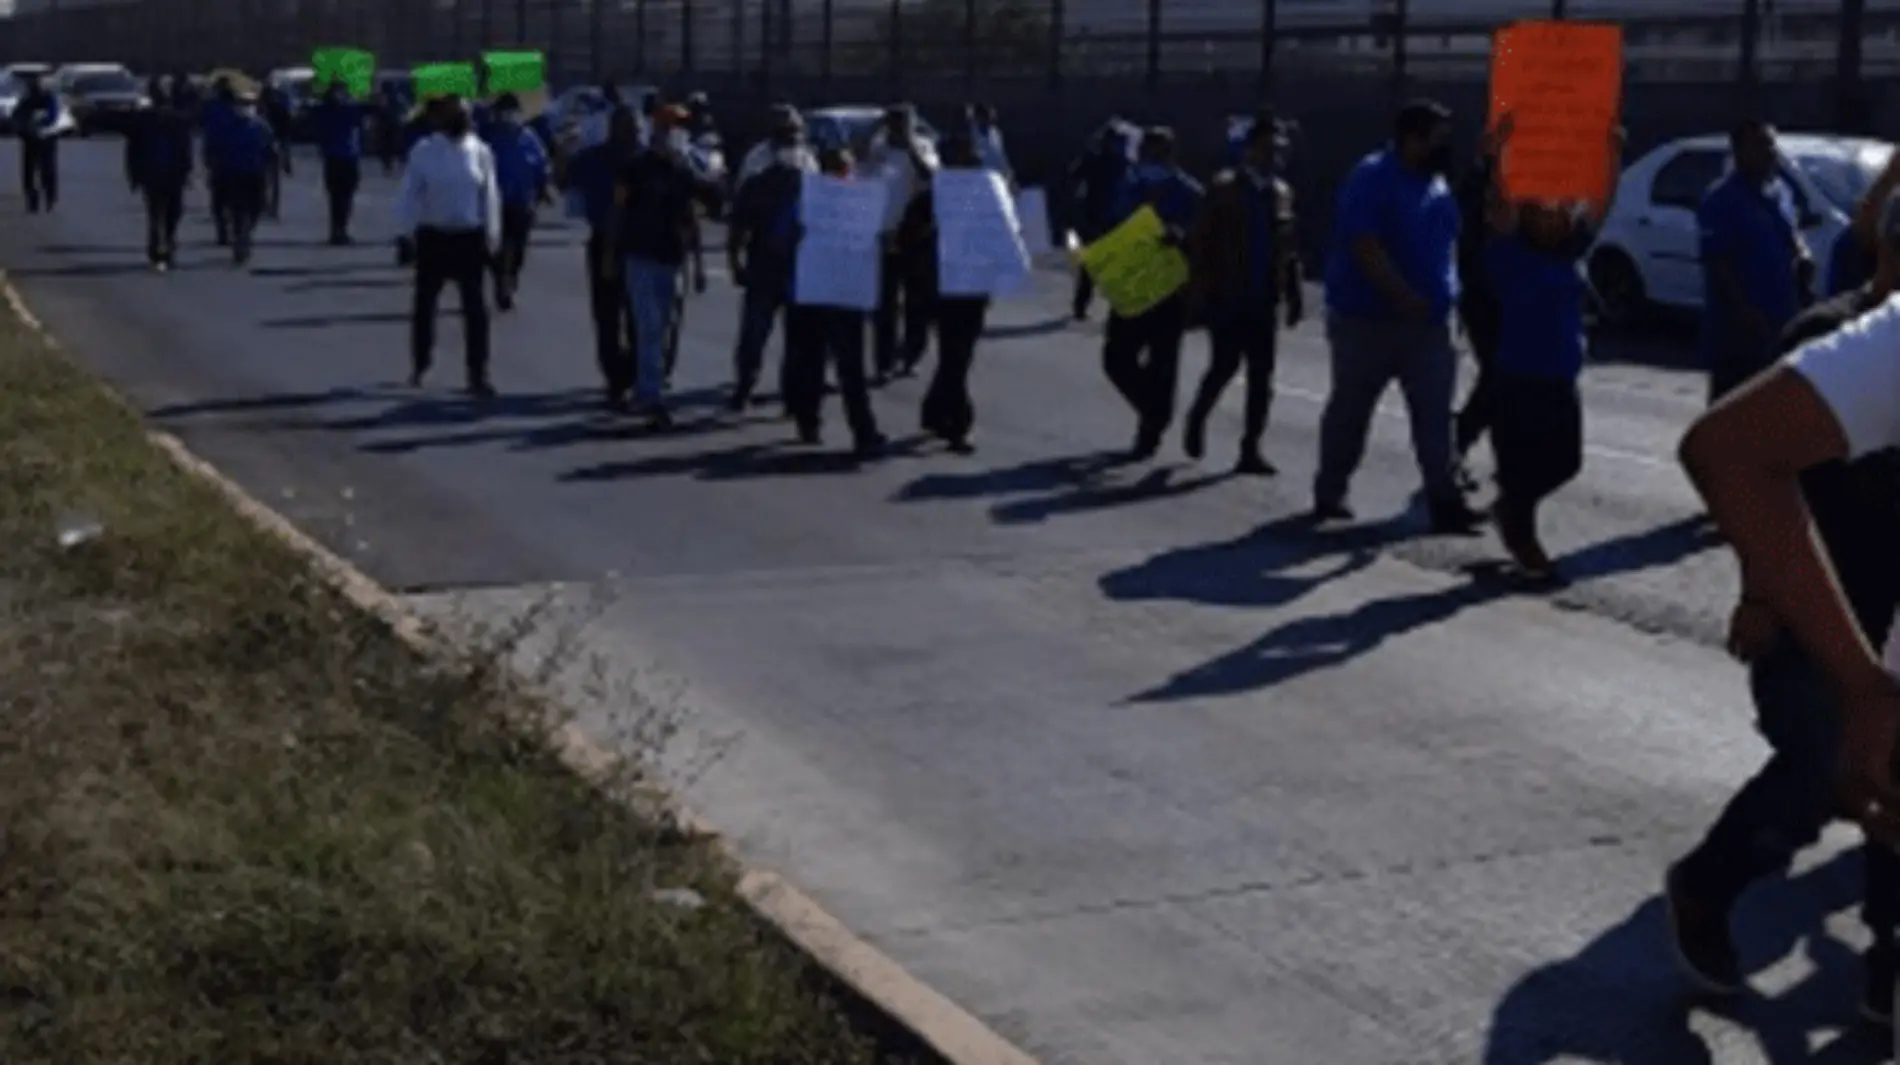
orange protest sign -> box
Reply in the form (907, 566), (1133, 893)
(1488, 20), (1623, 206)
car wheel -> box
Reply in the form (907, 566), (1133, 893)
(1587, 247), (1647, 330)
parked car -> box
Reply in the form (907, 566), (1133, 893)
(54, 64), (147, 136)
(805, 105), (938, 160)
(1588, 132), (1893, 326)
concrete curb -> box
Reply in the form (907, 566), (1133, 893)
(0, 272), (1044, 1065)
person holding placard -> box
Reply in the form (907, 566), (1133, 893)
(1315, 99), (1482, 534)
(727, 107), (813, 411)
(897, 132), (987, 453)
(1183, 116), (1303, 476)
(864, 104), (940, 382)
(1697, 119), (1813, 405)
(1451, 120), (1508, 483)
(1063, 121), (1133, 321)
(311, 78), (374, 245)
(1101, 127), (1202, 461)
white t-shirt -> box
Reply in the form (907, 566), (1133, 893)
(1787, 291), (1900, 665)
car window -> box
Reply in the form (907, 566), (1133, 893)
(73, 72), (138, 95)
(1649, 149), (1727, 211)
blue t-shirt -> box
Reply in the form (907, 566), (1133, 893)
(221, 114), (276, 176)
(1486, 231), (1591, 382)
(310, 99), (367, 159)
(486, 124), (549, 207)
(563, 143), (623, 230)
(1697, 171), (1802, 354)
(1110, 164), (1203, 233)
(1323, 149), (1460, 322)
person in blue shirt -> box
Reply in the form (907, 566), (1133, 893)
(1063, 120), (1131, 321)
(199, 77), (242, 246)
(124, 77), (195, 271)
(1697, 118), (1811, 405)
(1315, 98), (1480, 533)
(1183, 115), (1304, 475)
(481, 92), (552, 312)
(1481, 120), (1625, 580)
(374, 80), (407, 175)
(558, 105), (642, 410)
(310, 78), (372, 244)
(12, 70), (63, 213)
(208, 90), (278, 266)
(1101, 126), (1203, 460)
(726, 106), (811, 411)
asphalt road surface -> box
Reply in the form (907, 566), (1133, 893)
(2, 141), (1890, 1065)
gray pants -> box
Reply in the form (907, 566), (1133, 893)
(1315, 313), (1460, 510)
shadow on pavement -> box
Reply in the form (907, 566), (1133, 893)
(893, 448), (1130, 502)
(1589, 318), (1702, 371)
(1484, 852), (1886, 1064)
(280, 277), (404, 293)
(992, 464), (1229, 524)
(9, 260), (220, 278)
(260, 310), (413, 328)
(561, 434), (930, 483)
(984, 316), (1072, 340)
(1100, 511), (1413, 610)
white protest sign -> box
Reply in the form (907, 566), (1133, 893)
(935, 169), (1032, 298)
(795, 172), (887, 311)
(1014, 187), (1054, 259)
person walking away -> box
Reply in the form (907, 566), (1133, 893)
(260, 81), (294, 220)
(558, 105), (642, 410)
(648, 106), (708, 386)
(1670, 190), (1900, 1024)
(1183, 115), (1303, 475)
(864, 104), (940, 381)
(1101, 127), (1202, 460)
(200, 78), (242, 246)
(968, 103), (1014, 188)
(13, 71), (62, 213)
(782, 146), (887, 458)
(1480, 122), (1625, 579)
(1314, 98), (1483, 533)
(612, 107), (706, 427)
(124, 77), (194, 271)
(375, 80), (406, 175)
(310, 79), (372, 244)
(1065, 120), (1132, 321)
(1451, 118), (1508, 485)
(482, 93), (552, 312)
(396, 96), (500, 398)
(727, 106), (813, 410)
(216, 91), (277, 266)
(903, 132), (990, 454)
(1698, 118), (1811, 404)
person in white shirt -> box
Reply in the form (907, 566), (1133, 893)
(968, 102), (1013, 188)
(395, 95), (502, 397)
(862, 104), (940, 381)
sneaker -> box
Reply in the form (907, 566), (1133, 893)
(853, 433), (889, 460)
(1235, 451), (1277, 476)
(466, 380), (497, 400)
(1663, 863), (1744, 995)
(1862, 945), (1895, 1026)
(1429, 497), (1487, 536)
(1312, 500), (1355, 524)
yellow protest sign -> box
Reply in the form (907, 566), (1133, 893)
(1076, 207), (1189, 318)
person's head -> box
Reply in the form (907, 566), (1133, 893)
(435, 95), (471, 137)
(884, 103), (914, 140)
(323, 78), (345, 102)
(1137, 126), (1176, 169)
(234, 90), (259, 116)
(213, 75), (235, 102)
(1240, 111), (1278, 175)
(607, 104), (639, 148)
(651, 104), (691, 155)
(1872, 192), (1900, 297)
(819, 146), (853, 177)
(768, 103), (803, 146)
(968, 102), (994, 130)
(493, 91), (522, 124)
(940, 130), (979, 168)
(146, 75), (167, 106)
(687, 91), (709, 111)
(1394, 97), (1453, 174)
(601, 82), (622, 106)
(1729, 118), (1777, 183)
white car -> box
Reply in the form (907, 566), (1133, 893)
(1588, 132), (1892, 325)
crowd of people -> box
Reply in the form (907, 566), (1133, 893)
(18, 59), (1900, 1029)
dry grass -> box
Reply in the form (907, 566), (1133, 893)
(0, 305), (896, 1064)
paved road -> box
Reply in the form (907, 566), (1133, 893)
(2, 141), (1889, 1065)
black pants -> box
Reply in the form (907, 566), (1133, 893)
(142, 183), (185, 263)
(1072, 271), (1095, 319)
(1454, 295), (1501, 456)
(209, 171), (231, 243)
(586, 231), (635, 395)
(20, 136), (57, 211)
(784, 305), (878, 443)
(322, 156), (360, 240)
(1189, 307), (1279, 455)
(411, 227), (491, 385)
(925, 298), (988, 443)
(875, 246), (932, 376)
(223, 172), (266, 261)
(493, 203), (534, 303)
(1491, 373), (1583, 517)
(1102, 294), (1188, 448)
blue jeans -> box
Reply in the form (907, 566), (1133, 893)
(1679, 637), (1900, 937)
(623, 255), (681, 406)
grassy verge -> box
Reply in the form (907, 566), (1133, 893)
(0, 302), (911, 1064)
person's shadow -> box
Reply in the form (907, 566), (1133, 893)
(1484, 850), (1889, 1064)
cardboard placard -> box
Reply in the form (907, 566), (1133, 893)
(1488, 20), (1623, 206)
(413, 62), (478, 100)
(312, 46), (374, 98)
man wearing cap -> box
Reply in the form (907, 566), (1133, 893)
(482, 92), (552, 311)
(1665, 187), (1900, 1023)
(727, 105), (814, 409)
(396, 95), (501, 397)
(1315, 98), (1482, 533)
(310, 78), (374, 244)
(863, 103), (940, 381)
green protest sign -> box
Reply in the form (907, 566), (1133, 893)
(482, 51), (546, 94)
(413, 62), (478, 100)
(311, 46), (374, 97)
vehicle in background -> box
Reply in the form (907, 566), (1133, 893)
(806, 105), (940, 160)
(1588, 132), (1893, 326)
(544, 83), (657, 140)
(266, 66), (317, 140)
(56, 64), (149, 136)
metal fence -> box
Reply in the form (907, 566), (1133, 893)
(1, 0), (1895, 103)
